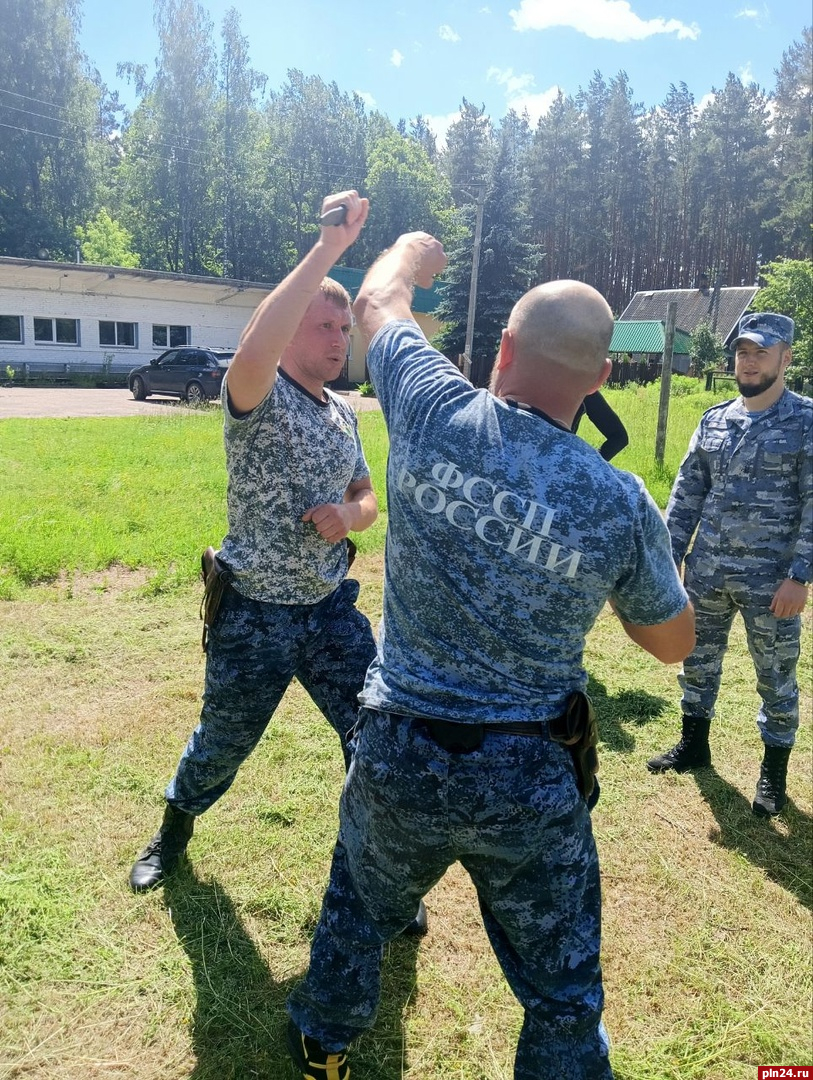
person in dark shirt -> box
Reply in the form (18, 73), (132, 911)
(572, 391), (629, 461)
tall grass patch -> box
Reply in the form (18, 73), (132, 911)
(578, 381), (734, 505)
(1, 385), (733, 597)
(0, 409), (391, 597)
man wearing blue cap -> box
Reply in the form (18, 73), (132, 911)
(648, 312), (812, 816)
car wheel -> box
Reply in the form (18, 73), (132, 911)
(131, 375), (147, 401)
(185, 381), (206, 406)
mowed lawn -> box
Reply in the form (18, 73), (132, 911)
(0, 387), (810, 1079)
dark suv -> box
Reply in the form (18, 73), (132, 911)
(129, 347), (235, 404)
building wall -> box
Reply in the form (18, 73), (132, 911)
(0, 262), (265, 373)
(0, 260), (416, 385)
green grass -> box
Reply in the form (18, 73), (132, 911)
(0, 382), (732, 598)
(0, 572), (809, 1079)
(0, 384), (810, 1078)
(579, 378), (733, 505)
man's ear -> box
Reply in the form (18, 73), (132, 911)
(496, 328), (515, 370)
(587, 356), (612, 394)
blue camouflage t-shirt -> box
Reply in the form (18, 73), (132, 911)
(359, 320), (688, 722)
(217, 368), (370, 604)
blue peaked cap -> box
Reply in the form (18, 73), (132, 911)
(733, 312), (795, 348)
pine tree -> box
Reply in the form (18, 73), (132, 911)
(434, 128), (544, 386)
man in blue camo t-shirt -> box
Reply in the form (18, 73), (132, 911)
(128, 193), (381, 894)
(285, 230), (696, 1080)
(648, 312), (811, 817)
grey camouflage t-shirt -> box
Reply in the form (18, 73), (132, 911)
(359, 320), (688, 722)
(217, 368), (370, 604)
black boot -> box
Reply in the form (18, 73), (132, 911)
(647, 716), (711, 773)
(752, 745), (791, 817)
(129, 804), (195, 892)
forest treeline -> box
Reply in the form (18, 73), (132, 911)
(0, 0), (810, 363)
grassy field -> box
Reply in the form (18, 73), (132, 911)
(0, 379), (729, 598)
(1, 385), (811, 1079)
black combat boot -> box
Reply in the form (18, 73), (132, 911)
(647, 716), (711, 773)
(752, 745), (791, 817)
(129, 804), (195, 892)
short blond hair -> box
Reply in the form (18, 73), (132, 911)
(319, 277), (351, 308)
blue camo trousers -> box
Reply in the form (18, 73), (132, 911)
(680, 572), (801, 747)
(165, 578), (376, 815)
(287, 710), (612, 1080)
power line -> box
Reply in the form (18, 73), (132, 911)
(0, 86), (70, 112)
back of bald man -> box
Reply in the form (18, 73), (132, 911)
(492, 280), (614, 422)
(508, 280), (614, 376)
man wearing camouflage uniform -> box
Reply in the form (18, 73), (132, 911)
(285, 231), (696, 1080)
(128, 192), (379, 892)
(648, 313), (812, 817)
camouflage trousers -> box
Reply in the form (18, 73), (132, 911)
(287, 709), (612, 1080)
(165, 578), (376, 814)
(681, 571), (801, 747)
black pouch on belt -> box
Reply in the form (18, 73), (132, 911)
(199, 547), (233, 652)
(549, 690), (599, 802)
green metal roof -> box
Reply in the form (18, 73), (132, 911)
(328, 265), (442, 314)
(610, 320), (691, 355)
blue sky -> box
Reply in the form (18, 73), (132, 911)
(78, 0), (810, 141)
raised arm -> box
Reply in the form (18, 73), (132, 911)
(227, 191), (369, 414)
(353, 231), (447, 349)
(582, 391), (629, 461)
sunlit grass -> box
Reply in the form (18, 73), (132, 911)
(0, 562), (809, 1079)
(0, 382), (732, 597)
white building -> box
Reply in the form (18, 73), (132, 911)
(0, 257), (442, 386)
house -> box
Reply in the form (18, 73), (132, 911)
(610, 320), (693, 373)
(0, 257), (443, 386)
(620, 280), (759, 352)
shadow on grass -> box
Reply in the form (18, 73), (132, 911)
(692, 765), (813, 912)
(587, 675), (672, 753)
(164, 862), (420, 1079)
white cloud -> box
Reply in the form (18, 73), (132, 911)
(390, 49), (404, 67)
(736, 5), (769, 28)
(739, 62), (755, 84)
(697, 91), (716, 113)
(424, 111), (461, 150)
(487, 66), (535, 97)
(509, 0), (700, 42)
(488, 67), (560, 124)
(506, 87), (562, 124)
(439, 24), (461, 43)
(354, 90), (377, 110)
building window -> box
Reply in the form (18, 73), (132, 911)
(0, 315), (23, 343)
(99, 320), (137, 347)
(34, 317), (79, 345)
(152, 324), (190, 348)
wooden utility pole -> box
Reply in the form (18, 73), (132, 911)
(655, 301), (677, 466)
(462, 187), (486, 382)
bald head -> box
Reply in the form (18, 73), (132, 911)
(507, 280), (613, 376)
(491, 280), (614, 422)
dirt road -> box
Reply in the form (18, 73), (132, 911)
(0, 386), (380, 419)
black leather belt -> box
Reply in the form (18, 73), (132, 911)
(410, 716), (549, 753)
